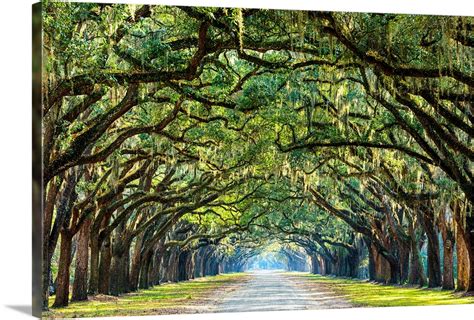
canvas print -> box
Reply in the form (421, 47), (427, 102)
(33, 1), (474, 318)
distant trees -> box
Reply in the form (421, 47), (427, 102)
(41, 2), (473, 310)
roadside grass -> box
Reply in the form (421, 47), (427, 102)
(43, 273), (247, 319)
(294, 273), (474, 307)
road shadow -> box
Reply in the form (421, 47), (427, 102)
(6, 305), (31, 316)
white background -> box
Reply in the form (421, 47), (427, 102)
(0, 0), (473, 319)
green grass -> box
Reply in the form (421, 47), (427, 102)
(43, 272), (474, 318)
(43, 273), (247, 319)
(293, 273), (474, 307)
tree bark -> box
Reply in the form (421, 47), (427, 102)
(310, 255), (320, 274)
(419, 208), (442, 287)
(178, 250), (189, 281)
(139, 250), (153, 289)
(52, 231), (73, 308)
(407, 219), (426, 286)
(42, 179), (60, 310)
(466, 214), (474, 292)
(123, 247), (131, 293)
(318, 256), (326, 275)
(399, 245), (410, 283)
(439, 205), (455, 290)
(72, 218), (91, 301)
(150, 250), (161, 286)
(109, 252), (124, 296)
(129, 234), (144, 291)
(408, 241), (426, 286)
(109, 241), (131, 295)
(456, 215), (469, 291)
(442, 238), (455, 290)
(426, 229), (442, 287)
(456, 209), (474, 292)
(98, 236), (111, 294)
(147, 251), (156, 287)
(88, 235), (100, 294)
(366, 239), (376, 281)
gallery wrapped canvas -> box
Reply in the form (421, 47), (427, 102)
(33, 1), (474, 318)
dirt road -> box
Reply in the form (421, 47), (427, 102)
(215, 270), (353, 313)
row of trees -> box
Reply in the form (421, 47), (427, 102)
(41, 2), (473, 311)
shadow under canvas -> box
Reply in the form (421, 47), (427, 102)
(6, 305), (32, 316)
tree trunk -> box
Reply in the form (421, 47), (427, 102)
(166, 248), (179, 281)
(44, 173), (78, 310)
(388, 259), (400, 284)
(194, 247), (206, 278)
(407, 221), (426, 286)
(318, 256), (326, 275)
(129, 235), (144, 291)
(42, 247), (53, 310)
(456, 216), (469, 291)
(52, 231), (72, 308)
(98, 237), (111, 294)
(201, 248), (212, 276)
(371, 245), (390, 283)
(123, 247), (130, 293)
(399, 245), (410, 283)
(109, 235), (130, 296)
(139, 250), (153, 289)
(72, 218), (91, 301)
(310, 255), (319, 274)
(426, 232), (442, 287)
(439, 206), (455, 290)
(42, 179), (60, 310)
(109, 252), (128, 296)
(442, 238), (455, 290)
(408, 240), (426, 286)
(88, 236), (100, 294)
(456, 210), (474, 292)
(109, 253), (123, 296)
(368, 243), (376, 281)
(147, 252), (156, 288)
(348, 251), (360, 278)
(420, 209), (442, 287)
(323, 257), (332, 275)
(466, 214), (474, 292)
(150, 250), (161, 286)
(178, 250), (189, 281)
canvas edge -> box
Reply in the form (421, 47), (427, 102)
(32, 2), (43, 318)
